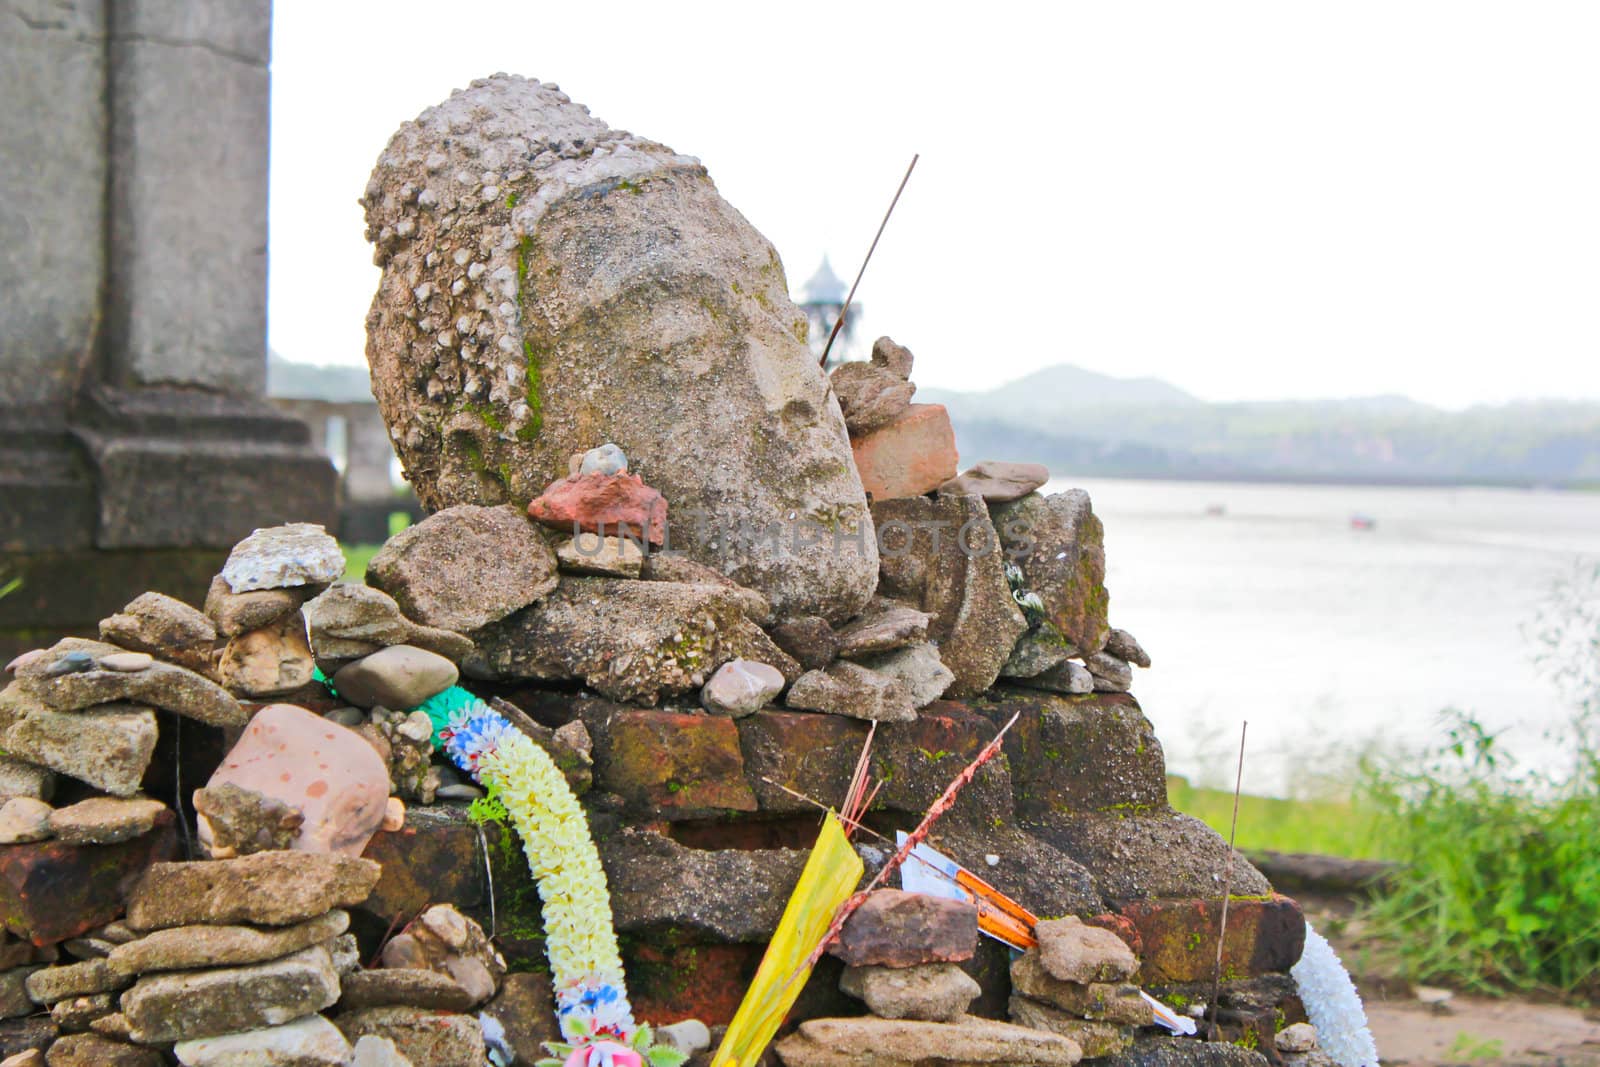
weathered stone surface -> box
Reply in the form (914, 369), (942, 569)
(584, 707), (757, 815)
(870, 706), (1014, 826)
(527, 473), (668, 546)
(1094, 1036), (1269, 1067)
(700, 659), (785, 717)
(13, 639), (242, 728)
(201, 703), (390, 857)
(97, 592), (217, 675)
(1006, 999), (1133, 1058)
(334, 1007), (484, 1067)
(768, 616), (839, 672)
(347, 1035), (410, 1067)
(340, 968), (475, 1013)
(1, 691), (157, 797)
(367, 504), (558, 632)
(1104, 629), (1150, 669)
(774, 1016), (1082, 1067)
(357, 808), (489, 926)
(126, 852), (380, 931)
(173, 1014), (352, 1067)
(42, 1034), (162, 1067)
(839, 963), (979, 1022)
(1275, 1022), (1318, 1054)
(828, 890), (977, 968)
(852, 405), (959, 503)
(303, 585), (474, 664)
(871, 337), (915, 379)
(637, 554), (773, 625)
(481, 972), (558, 1067)
(786, 662), (914, 722)
(332, 646), (458, 710)
(216, 614), (314, 698)
(1035, 916), (1138, 984)
(1009, 954), (1151, 1026)
(557, 533), (645, 578)
(831, 361), (916, 436)
(1025, 812), (1270, 904)
(364, 74), (876, 622)
(1001, 623), (1076, 680)
(221, 525), (344, 593)
(918, 823), (1102, 921)
(46, 798), (165, 847)
(24, 960), (126, 1005)
(0, 967), (37, 1020)
(0, 759), (53, 804)
(737, 711), (868, 814)
(108, 911), (348, 976)
(1085, 652), (1132, 693)
(940, 462), (1050, 504)
(122, 946), (340, 1044)
(0, 800), (52, 845)
(0, 1019), (55, 1062)
(852, 644), (953, 709)
(0, 816), (177, 946)
(192, 783), (303, 858)
(835, 601), (931, 659)
(467, 578), (797, 704)
(600, 829), (811, 942)
(378, 905), (504, 1008)
(873, 494), (1026, 698)
(47, 993), (113, 1033)
(1017, 659), (1093, 696)
(972, 690), (1168, 818)
(1117, 896), (1305, 984)
(204, 576), (307, 638)
(991, 491), (1109, 655)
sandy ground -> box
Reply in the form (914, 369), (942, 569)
(1294, 891), (1600, 1066)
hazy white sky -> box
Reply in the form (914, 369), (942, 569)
(268, 1), (1600, 408)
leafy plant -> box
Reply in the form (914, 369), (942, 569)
(1356, 564), (1600, 999)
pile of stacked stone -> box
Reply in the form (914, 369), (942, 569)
(774, 889), (1083, 1067)
(1005, 917), (1150, 1059)
(0, 72), (1322, 1067)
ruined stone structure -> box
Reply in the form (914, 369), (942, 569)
(0, 0), (337, 661)
(0, 72), (1344, 1067)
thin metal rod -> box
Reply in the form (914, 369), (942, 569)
(1209, 722), (1248, 1041)
(819, 153), (919, 366)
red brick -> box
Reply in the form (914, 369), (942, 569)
(851, 404), (958, 501)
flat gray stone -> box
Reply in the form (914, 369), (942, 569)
(332, 646), (458, 710)
(122, 946), (340, 1044)
(109, 911), (349, 976)
(127, 853), (380, 931)
(303, 584), (474, 664)
(839, 963), (980, 1022)
(13, 639), (243, 728)
(47, 797), (165, 846)
(940, 461), (1049, 503)
(700, 659), (785, 717)
(852, 644), (954, 709)
(2, 688), (158, 797)
(174, 1014), (352, 1066)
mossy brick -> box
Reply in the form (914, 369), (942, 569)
(1117, 895), (1306, 984)
(583, 707), (757, 816)
(0, 812), (177, 946)
(970, 687), (1168, 817)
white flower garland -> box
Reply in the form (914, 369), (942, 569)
(1290, 921), (1380, 1067)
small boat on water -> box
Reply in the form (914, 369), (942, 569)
(1204, 503), (1226, 517)
(1350, 513), (1377, 531)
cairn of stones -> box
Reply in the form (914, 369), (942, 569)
(0, 75), (1341, 1067)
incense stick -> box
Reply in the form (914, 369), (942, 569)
(819, 153), (919, 366)
(1209, 721), (1249, 1041)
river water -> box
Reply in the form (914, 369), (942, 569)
(1042, 478), (1600, 795)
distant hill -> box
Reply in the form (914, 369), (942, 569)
(921, 365), (1600, 487)
(267, 352), (374, 402)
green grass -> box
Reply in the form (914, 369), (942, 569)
(342, 544), (381, 582)
(1166, 775), (1386, 860)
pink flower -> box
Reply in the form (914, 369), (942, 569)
(565, 1041), (643, 1067)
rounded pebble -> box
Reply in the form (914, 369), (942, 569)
(97, 652), (154, 673)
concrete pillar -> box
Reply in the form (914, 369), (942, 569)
(0, 0), (338, 658)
